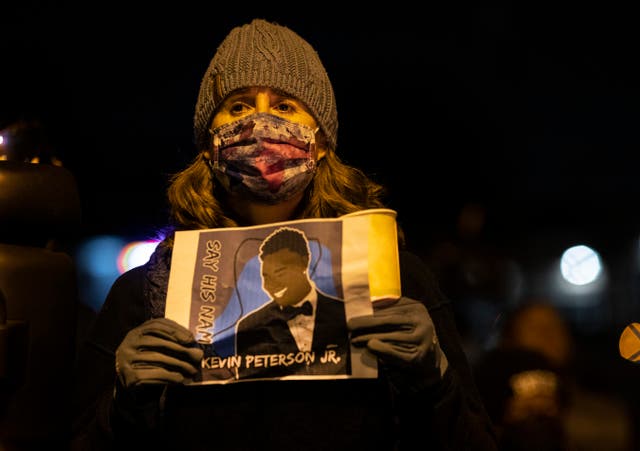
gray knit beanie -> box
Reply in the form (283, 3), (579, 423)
(194, 19), (338, 152)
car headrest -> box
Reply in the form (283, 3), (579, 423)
(0, 161), (81, 244)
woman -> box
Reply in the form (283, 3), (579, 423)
(71, 18), (497, 451)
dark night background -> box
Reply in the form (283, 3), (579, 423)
(3, 2), (638, 243)
(3, 1), (640, 441)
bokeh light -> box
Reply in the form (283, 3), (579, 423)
(117, 240), (160, 274)
(560, 245), (602, 286)
(75, 235), (159, 311)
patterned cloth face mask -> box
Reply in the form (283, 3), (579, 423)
(210, 113), (318, 204)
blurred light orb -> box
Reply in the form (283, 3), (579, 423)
(117, 240), (159, 273)
(560, 245), (602, 286)
(76, 235), (127, 277)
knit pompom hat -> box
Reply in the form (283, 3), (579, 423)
(194, 19), (338, 152)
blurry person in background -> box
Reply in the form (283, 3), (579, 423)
(475, 346), (571, 450)
(476, 299), (634, 451)
(424, 202), (522, 363)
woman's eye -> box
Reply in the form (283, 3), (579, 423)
(274, 103), (293, 113)
(229, 103), (246, 114)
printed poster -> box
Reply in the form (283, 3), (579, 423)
(165, 208), (401, 384)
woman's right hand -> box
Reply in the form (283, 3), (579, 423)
(115, 318), (204, 389)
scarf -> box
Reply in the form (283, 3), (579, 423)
(143, 240), (173, 319)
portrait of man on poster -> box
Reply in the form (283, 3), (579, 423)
(234, 226), (351, 379)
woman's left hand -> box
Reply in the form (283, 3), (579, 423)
(348, 296), (448, 393)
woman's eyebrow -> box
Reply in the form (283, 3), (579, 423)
(270, 88), (290, 98)
(225, 89), (252, 101)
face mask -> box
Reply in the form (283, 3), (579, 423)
(210, 113), (318, 204)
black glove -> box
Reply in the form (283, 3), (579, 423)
(115, 317), (204, 389)
(348, 296), (448, 394)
